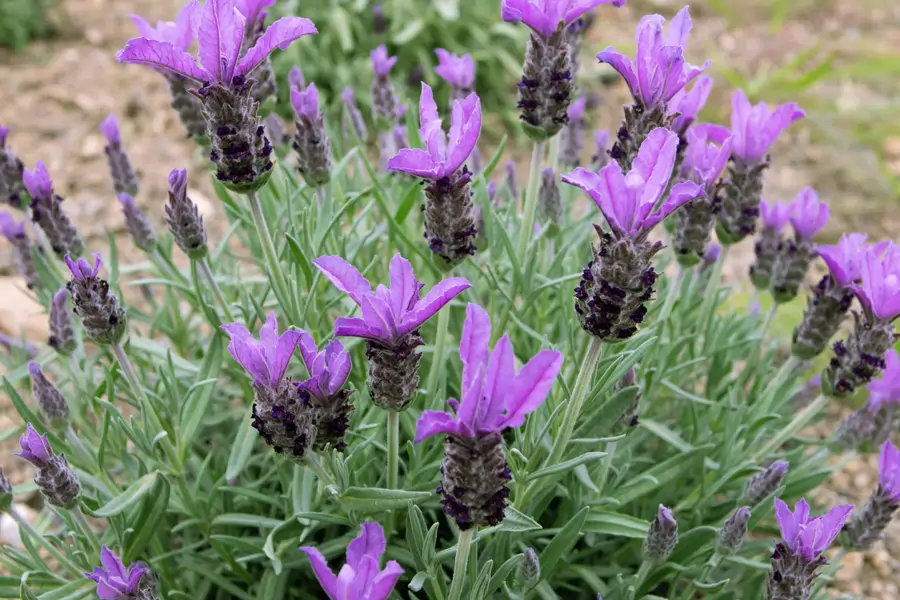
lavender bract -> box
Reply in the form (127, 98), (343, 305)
(314, 253), (470, 411)
(164, 169), (207, 259)
(66, 253), (126, 345)
(24, 161), (84, 259)
(100, 115), (139, 197)
(844, 440), (900, 550)
(370, 45), (399, 124)
(563, 128), (703, 341)
(16, 423), (81, 508)
(28, 361), (70, 430)
(416, 303), (563, 529)
(834, 350), (900, 451)
(118, 0), (317, 192)
(538, 167), (562, 228)
(296, 335), (353, 451)
(0, 210), (38, 289)
(302, 521), (403, 600)
(290, 81), (332, 187)
(387, 83), (482, 264)
(49, 286), (77, 354)
(434, 49), (475, 106)
(85, 546), (153, 600)
(560, 96), (587, 167)
(749, 199), (793, 291)
(668, 75), (713, 137)
(118, 194), (157, 252)
(0, 125), (28, 207)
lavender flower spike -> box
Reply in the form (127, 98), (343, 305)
(118, 0), (318, 192)
(28, 361), (70, 430)
(643, 505), (678, 563)
(290, 82), (332, 187)
(792, 233), (868, 360)
(771, 188), (829, 304)
(16, 423), (81, 508)
(340, 87), (368, 142)
(563, 128), (704, 341)
(302, 521), (403, 600)
(823, 242), (900, 397)
(834, 349), (900, 450)
(164, 169), (208, 259)
(118, 194), (157, 252)
(416, 303), (563, 529)
(741, 460), (789, 506)
(0, 210), (38, 289)
(65, 253), (127, 345)
(222, 313), (316, 460)
(718, 90), (805, 244)
(49, 286), (77, 354)
(296, 335), (353, 451)
(85, 546), (153, 600)
(24, 161), (84, 258)
(538, 168), (562, 228)
(767, 498), (853, 600)
(560, 96), (587, 167)
(314, 253), (470, 411)
(0, 124), (28, 207)
(749, 199), (793, 291)
(371, 45), (400, 124)
(434, 49), (475, 106)
(601, 7), (711, 169)
(717, 507), (751, 556)
(387, 83), (483, 264)
(844, 440), (900, 550)
(100, 115), (139, 197)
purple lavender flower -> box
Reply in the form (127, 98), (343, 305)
(817, 233), (872, 288)
(868, 350), (900, 412)
(854, 242), (900, 322)
(718, 90), (805, 244)
(644, 505), (678, 563)
(84, 546), (150, 600)
(563, 128), (704, 341)
(767, 498), (852, 599)
(788, 187), (829, 240)
(164, 168), (207, 259)
(24, 161), (84, 258)
(0, 124), (27, 207)
(0, 210), (38, 289)
(844, 440), (900, 550)
(434, 49), (475, 105)
(222, 313), (316, 460)
(560, 96), (587, 167)
(672, 124), (733, 266)
(880, 440), (900, 500)
(118, 194), (157, 252)
(296, 335), (353, 451)
(28, 361), (70, 430)
(749, 199), (793, 291)
(100, 115), (139, 197)
(416, 303), (563, 529)
(237, 0), (279, 109)
(770, 188), (829, 303)
(372, 3), (388, 34)
(118, 0), (317, 192)
(290, 81), (332, 187)
(668, 75), (713, 136)
(387, 83), (482, 263)
(371, 45), (400, 124)
(501, 0), (625, 40)
(49, 286), (76, 354)
(314, 253), (470, 411)
(836, 362), (900, 455)
(340, 87), (368, 142)
(16, 423), (81, 508)
(302, 521), (403, 600)
(65, 253), (127, 345)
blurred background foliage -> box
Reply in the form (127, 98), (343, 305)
(0, 0), (56, 50)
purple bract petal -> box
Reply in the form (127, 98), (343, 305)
(759, 199), (793, 232)
(371, 45), (397, 77)
(852, 241), (900, 321)
(774, 498), (853, 562)
(16, 423), (53, 466)
(117, 37), (211, 83)
(291, 82), (320, 120)
(879, 439), (900, 501)
(23, 160), (54, 201)
(236, 16), (317, 78)
(502, 0), (626, 39)
(788, 187), (829, 240)
(0, 211), (25, 241)
(434, 49), (475, 89)
(868, 349), (900, 412)
(100, 115), (121, 145)
(730, 89), (805, 165)
(221, 313), (302, 387)
(64, 252), (103, 281)
(817, 233), (869, 287)
(668, 75), (713, 134)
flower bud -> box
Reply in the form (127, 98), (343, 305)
(16, 423), (80, 508)
(164, 74), (207, 141)
(643, 505), (678, 563)
(340, 88), (368, 143)
(538, 168), (562, 228)
(516, 548), (541, 591)
(717, 507), (751, 556)
(366, 333), (423, 411)
(28, 361), (70, 430)
(717, 160), (767, 245)
(741, 461), (789, 506)
(66, 253), (127, 346)
(49, 286), (76, 355)
(0, 125), (27, 208)
(164, 169), (208, 260)
(439, 431), (511, 530)
(423, 168), (477, 265)
(100, 115), (139, 197)
(118, 194), (156, 252)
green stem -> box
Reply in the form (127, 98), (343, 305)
(546, 338), (603, 467)
(448, 529), (475, 600)
(699, 244), (729, 341)
(678, 553), (722, 600)
(247, 190), (298, 324)
(386, 409), (400, 533)
(752, 393), (828, 461)
(516, 141), (546, 261)
(9, 507), (83, 578)
(149, 246), (188, 286)
(197, 257), (236, 323)
(547, 134), (561, 172)
(72, 506), (100, 552)
(761, 302), (778, 337)
(756, 355), (801, 416)
(65, 426), (94, 469)
(425, 307), (451, 407)
(627, 560), (652, 600)
(304, 454), (338, 496)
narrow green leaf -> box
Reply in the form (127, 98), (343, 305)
(640, 420), (694, 452)
(225, 404), (257, 483)
(93, 472), (159, 518)
(495, 506), (542, 533)
(178, 335), (223, 457)
(339, 487), (432, 513)
(527, 452), (607, 481)
(124, 473), (170, 563)
(211, 514), (285, 529)
(583, 511), (649, 539)
(540, 506), (589, 580)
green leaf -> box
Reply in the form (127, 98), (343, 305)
(19, 584), (38, 600)
(212, 514), (285, 529)
(470, 559), (494, 599)
(94, 472), (159, 518)
(124, 473), (170, 563)
(694, 578), (730, 591)
(338, 487), (433, 513)
(540, 506), (589, 580)
(495, 506), (542, 533)
(395, 182), (422, 224)
(330, 7), (354, 52)
(640, 420), (695, 452)
(614, 445), (713, 505)
(487, 554), (524, 595)
(293, 512), (350, 526)
(527, 452), (607, 481)
(393, 19), (425, 45)
(225, 404), (258, 483)
(178, 335), (223, 458)
(583, 511), (649, 539)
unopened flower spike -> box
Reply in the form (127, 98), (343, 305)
(560, 96), (587, 167)
(85, 546), (156, 600)
(118, 194), (157, 252)
(164, 169), (208, 260)
(600, 6), (710, 169)
(563, 128), (704, 342)
(717, 507), (751, 556)
(592, 129), (610, 170)
(671, 124), (733, 266)
(741, 460), (789, 506)
(718, 90), (805, 244)
(505, 160), (519, 204)
(49, 286), (77, 355)
(0, 124), (28, 207)
(503, 0), (626, 140)
(770, 188), (829, 304)
(24, 161), (84, 259)
(314, 253), (470, 411)
(238, 0), (279, 109)
(290, 81), (332, 188)
(100, 115), (139, 197)
(302, 521), (403, 600)
(340, 87), (368, 143)
(434, 49), (475, 106)
(372, 3), (388, 34)
(792, 233), (869, 360)
(118, 0), (318, 192)
(66, 253), (127, 345)
(843, 440), (900, 550)
(28, 362), (70, 430)
(370, 45), (400, 125)
(644, 505), (678, 563)
(387, 83), (483, 264)
(416, 303), (563, 529)
(834, 348), (900, 451)
(295, 334), (353, 451)
(749, 199), (793, 291)
(222, 312), (316, 461)
(0, 210), (38, 289)
(128, 1), (207, 140)
(538, 168), (562, 229)
(767, 498), (853, 600)
(823, 241), (900, 398)
(516, 548), (542, 592)
(614, 367), (641, 431)
(16, 423), (81, 508)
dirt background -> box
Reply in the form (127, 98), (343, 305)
(1, 0), (899, 597)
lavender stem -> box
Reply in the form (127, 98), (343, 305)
(247, 190), (299, 325)
(197, 257), (235, 323)
(517, 141), (546, 260)
(448, 528), (474, 600)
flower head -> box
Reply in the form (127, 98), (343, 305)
(788, 187), (829, 240)
(502, 0), (626, 39)
(23, 160), (54, 202)
(340, 87), (356, 105)
(371, 45), (397, 77)
(16, 423), (53, 466)
(868, 350), (900, 412)
(879, 440), (900, 501)
(130, 0), (200, 51)
(682, 123), (732, 189)
(290, 82), (320, 121)
(64, 252), (103, 281)
(0, 210), (25, 240)
(668, 75), (713, 134)
(386, 83), (482, 180)
(297, 336), (351, 402)
(817, 233), (870, 287)
(568, 96), (587, 122)
(314, 253), (470, 344)
(853, 241), (900, 321)
(759, 199), (793, 232)
(774, 498), (853, 562)
(118, 0), (316, 87)
(415, 304), (563, 441)
(597, 7), (710, 111)
(730, 89), (805, 165)
(100, 115), (121, 145)
(434, 49), (475, 90)
(562, 128), (704, 238)
(221, 313), (304, 387)
(289, 65), (305, 90)
(302, 521), (403, 600)
(84, 546), (148, 600)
